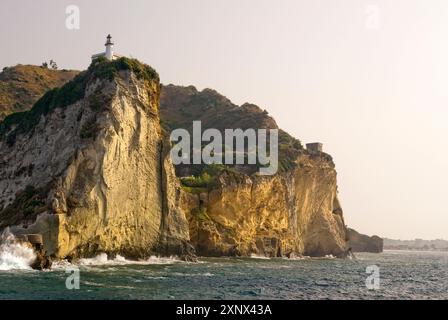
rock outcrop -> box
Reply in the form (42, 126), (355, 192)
(0, 58), (192, 260)
(347, 228), (383, 253)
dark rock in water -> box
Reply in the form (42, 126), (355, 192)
(156, 237), (198, 262)
(26, 234), (43, 245)
(177, 241), (197, 262)
(31, 250), (52, 270)
(347, 228), (383, 253)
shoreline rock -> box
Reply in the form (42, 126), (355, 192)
(347, 228), (383, 253)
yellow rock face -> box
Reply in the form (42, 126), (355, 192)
(182, 154), (348, 258)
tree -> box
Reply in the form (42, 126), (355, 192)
(41, 62), (48, 69)
(49, 60), (58, 70)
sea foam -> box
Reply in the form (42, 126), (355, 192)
(75, 253), (182, 266)
(0, 228), (36, 271)
(250, 254), (271, 259)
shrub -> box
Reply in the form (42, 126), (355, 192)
(180, 164), (225, 191)
(89, 56), (159, 83)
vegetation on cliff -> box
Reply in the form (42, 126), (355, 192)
(0, 58), (159, 146)
(160, 84), (304, 180)
(179, 164), (235, 193)
(90, 56), (159, 83)
(180, 165), (222, 192)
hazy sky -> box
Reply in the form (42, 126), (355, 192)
(1, 0), (447, 239)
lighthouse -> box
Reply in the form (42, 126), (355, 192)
(91, 34), (121, 62)
(105, 34), (114, 60)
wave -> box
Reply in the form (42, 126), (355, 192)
(310, 254), (337, 260)
(144, 276), (167, 280)
(172, 272), (214, 277)
(249, 254), (271, 260)
(0, 228), (36, 271)
(52, 253), (183, 267)
(281, 254), (311, 260)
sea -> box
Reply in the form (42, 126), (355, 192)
(0, 237), (447, 300)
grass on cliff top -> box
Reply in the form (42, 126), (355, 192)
(0, 57), (159, 145)
(91, 56), (159, 83)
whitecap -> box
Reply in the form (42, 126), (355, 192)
(76, 253), (182, 266)
(249, 254), (271, 260)
(172, 272), (214, 277)
(0, 228), (36, 271)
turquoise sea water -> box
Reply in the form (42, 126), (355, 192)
(0, 251), (447, 300)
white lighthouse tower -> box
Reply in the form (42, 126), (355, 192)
(91, 34), (121, 62)
(104, 34), (114, 60)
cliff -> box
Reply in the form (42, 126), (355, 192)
(0, 58), (192, 260)
(0, 61), (349, 260)
(347, 228), (383, 253)
(160, 85), (348, 257)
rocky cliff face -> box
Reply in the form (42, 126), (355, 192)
(347, 228), (383, 253)
(0, 58), (191, 259)
(0, 61), (349, 260)
(180, 154), (347, 258)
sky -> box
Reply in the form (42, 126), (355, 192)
(1, 0), (447, 240)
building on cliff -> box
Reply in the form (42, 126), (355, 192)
(91, 34), (121, 61)
(306, 142), (323, 153)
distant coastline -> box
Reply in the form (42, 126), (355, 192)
(383, 238), (448, 252)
